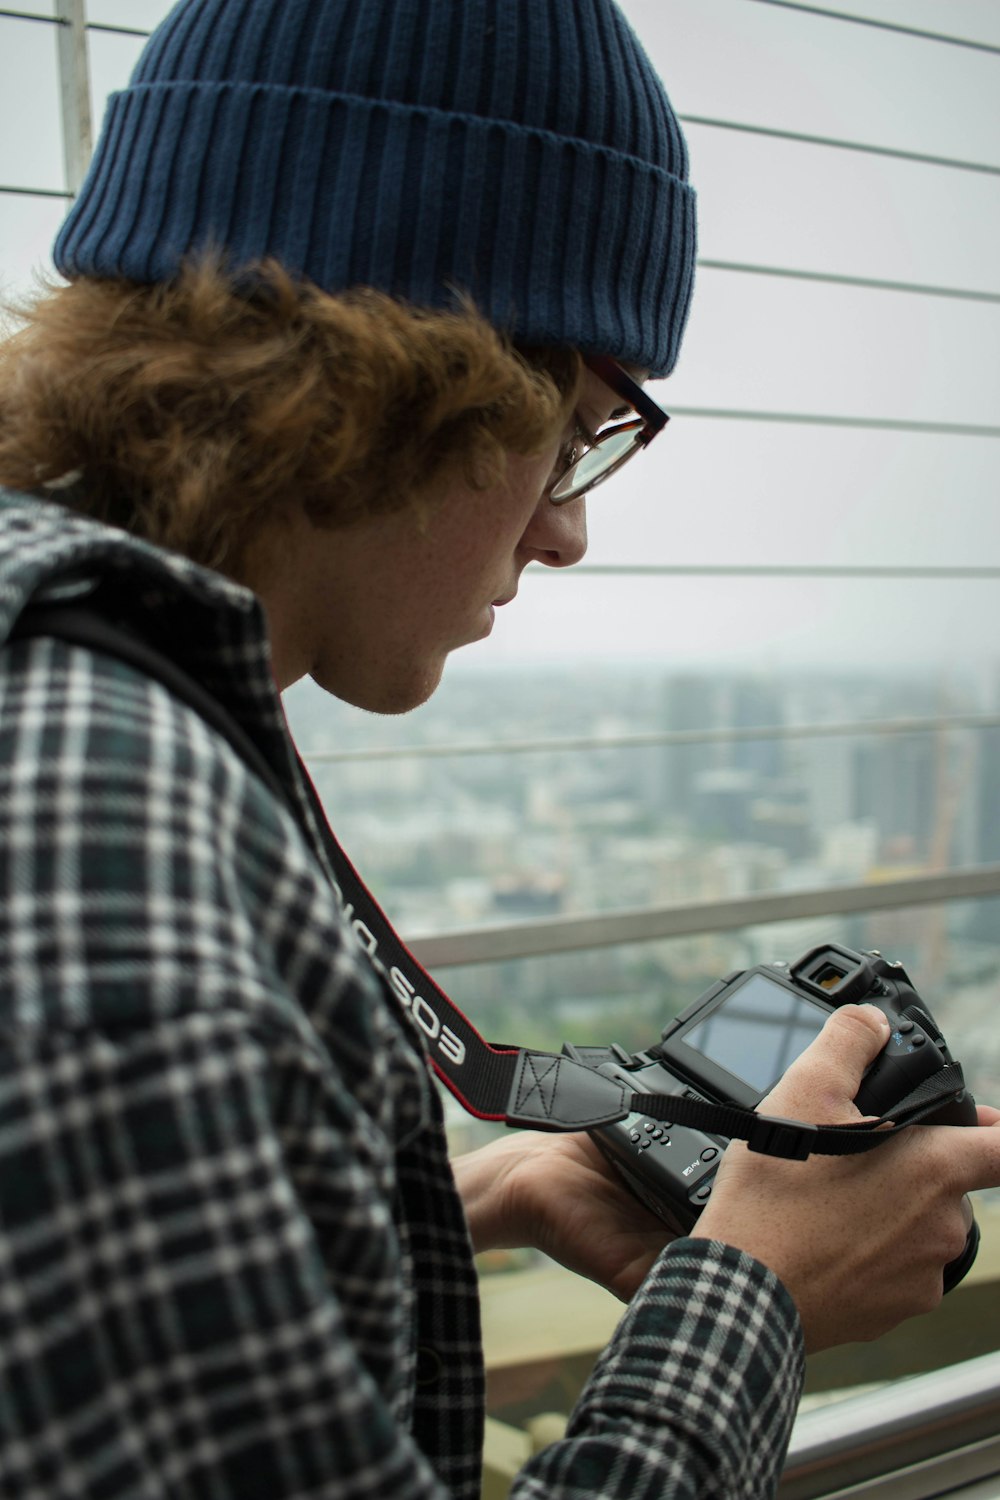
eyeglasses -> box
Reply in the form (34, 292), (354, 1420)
(548, 354), (669, 504)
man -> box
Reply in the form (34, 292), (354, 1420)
(0, 1), (996, 1496)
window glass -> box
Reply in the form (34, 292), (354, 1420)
(0, 17), (63, 192)
(809, 0), (1000, 49)
(87, 27), (149, 106)
(292, 659), (1000, 924)
(0, 193), (67, 296)
(621, 0), (1000, 162)
(85, 1), (167, 30)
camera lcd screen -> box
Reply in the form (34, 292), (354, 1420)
(681, 974), (828, 1093)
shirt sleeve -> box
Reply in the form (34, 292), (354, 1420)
(510, 1239), (805, 1500)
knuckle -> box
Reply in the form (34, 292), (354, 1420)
(897, 1275), (945, 1325)
(918, 1279), (946, 1318)
(944, 1218), (971, 1264)
(905, 1284), (947, 1320)
(832, 1003), (887, 1045)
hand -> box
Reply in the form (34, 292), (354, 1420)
(452, 1130), (674, 1302)
(692, 1003), (1000, 1353)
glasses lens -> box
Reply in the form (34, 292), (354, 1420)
(551, 427), (641, 502)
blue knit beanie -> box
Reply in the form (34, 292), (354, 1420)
(53, 0), (696, 376)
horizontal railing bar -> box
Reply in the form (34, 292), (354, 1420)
(407, 866), (1000, 967)
(0, 8), (59, 21)
(748, 0), (1000, 57)
(4, 3), (996, 56)
(680, 114), (1000, 177)
(780, 1349), (1000, 1499)
(0, 11), (153, 34)
(786, 1433), (1000, 1499)
(698, 258), (1000, 304)
(0, 183), (72, 199)
(86, 21), (151, 36)
(303, 713), (1000, 766)
(671, 407), (1000, 437)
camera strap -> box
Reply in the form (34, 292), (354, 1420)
(299, 778), (970, 1157)
(11, 598), (971, 1163)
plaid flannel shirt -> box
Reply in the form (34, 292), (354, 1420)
(0, 492), (805, 1499)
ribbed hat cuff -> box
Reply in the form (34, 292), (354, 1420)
(54, 80), (696, 376)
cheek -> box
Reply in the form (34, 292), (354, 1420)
(515, 445), (562, 492)
(503, 450), (561, 526)
(419, 451), (558, 584)
(461, 462), (554, 558)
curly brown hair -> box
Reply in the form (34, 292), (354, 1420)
(0, 259), (581, 574)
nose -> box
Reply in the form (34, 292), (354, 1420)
(518, 495), (588, 570)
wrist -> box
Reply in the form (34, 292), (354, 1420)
(451, 1134), (530, 1253)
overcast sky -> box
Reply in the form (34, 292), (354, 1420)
(1, 0), (998, 682)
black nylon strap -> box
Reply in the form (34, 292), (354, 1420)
(10, 600), (968, 1160)
(626, 1062), (969, 1157)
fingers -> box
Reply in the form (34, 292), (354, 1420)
(761, 1004), (891, 1126)
(692, 1010), (1000, 1353)
(946, 1121), (1000, 1193)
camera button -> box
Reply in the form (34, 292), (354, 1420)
(651, 1127), (664, 1140)
(693, 1183), (713, 1203)
(897, 1018), (915, 1034)
(700, 1147), (719, 1163)
(642, 1121), (656, 1132)
(911, 1033), (927, 1048)
(638, 1138), (651, 1149)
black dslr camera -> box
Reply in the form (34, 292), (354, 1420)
(565, 942), (979, 1288)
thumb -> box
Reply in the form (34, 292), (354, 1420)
(760, 1003), (891, 1126)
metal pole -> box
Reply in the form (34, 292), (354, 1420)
(408, 864), (1000, 967)
(55, 0), (92, 196)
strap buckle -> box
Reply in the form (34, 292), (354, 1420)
(747, 1114), (818, 1160)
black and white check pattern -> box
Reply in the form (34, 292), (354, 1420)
(0, 493), (804, 1498)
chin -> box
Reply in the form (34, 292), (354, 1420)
(312, 654), (448, 716)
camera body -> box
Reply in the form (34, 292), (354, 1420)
(564, 942), (976, 1240)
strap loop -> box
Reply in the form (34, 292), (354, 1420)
(507, 1053), (628, 1132)
(747, 1115), (818, 1160)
